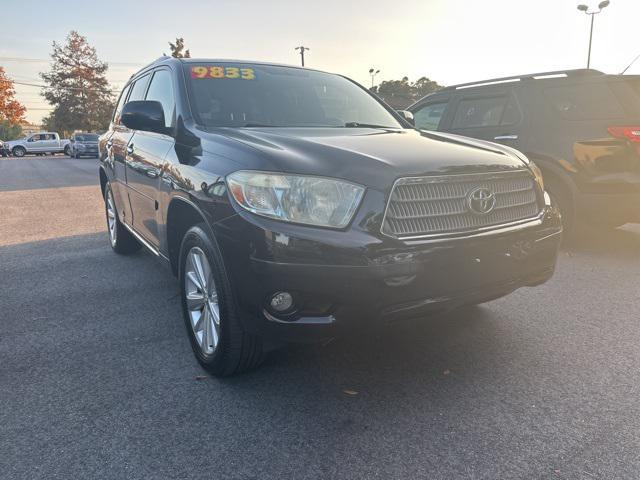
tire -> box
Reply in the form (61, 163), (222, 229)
(179, 224), (264, 376)
(104, 183), (141, 254)
(12, 146), (26, 157)
(545, 178), (575, 241)
(64, 145), (71, 156)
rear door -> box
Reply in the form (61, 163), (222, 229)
(111, 76), (151, 226)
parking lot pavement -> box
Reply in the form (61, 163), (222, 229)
(2, 156), (640, 479)
(0, 155), (98, 191)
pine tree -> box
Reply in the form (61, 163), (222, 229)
(168, 38), (191, 58)
(0, 66), (26, 125)
(40, 31), (115, 134)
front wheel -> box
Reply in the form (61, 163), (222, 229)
(179, 224), (264, 376)
(12, 146), (26, 157)
(104, 184), (141, 254)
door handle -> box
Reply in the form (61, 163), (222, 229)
(126, 144), (134, 155)
(494, 134), (518, 140)
(145, 170), (159, 178)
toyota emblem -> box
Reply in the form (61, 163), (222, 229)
(467, 187), (496, 215)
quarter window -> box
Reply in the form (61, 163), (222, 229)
(145, 70), (175, 128)
(413, 102), (447, 131)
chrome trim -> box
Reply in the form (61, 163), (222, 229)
(122, 222), (169, 260)
(381, 170), (543, 241)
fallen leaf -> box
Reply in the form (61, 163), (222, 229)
(443, 369), (451, 375)
(343, 389), (358, 396)
(194, 375), (209, 381)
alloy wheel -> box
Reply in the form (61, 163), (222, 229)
(184, 246), (221, 355)
(106, 189), (117, 246)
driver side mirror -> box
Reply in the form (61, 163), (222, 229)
(121, 100), (167, 135)
(396, 110), (415, 126)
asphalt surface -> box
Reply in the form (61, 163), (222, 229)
(2, 156), (640, 479)
(0, 155), (99, 191)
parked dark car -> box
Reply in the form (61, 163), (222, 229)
(69, 133), (100, 158)
(99, 57), (561, 375)
(408, 69), (640, 235)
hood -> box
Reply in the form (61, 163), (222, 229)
(200, 127), (529, 191)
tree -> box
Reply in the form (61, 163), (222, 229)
(373, 76), (443, 109)
(168, 38), (191, 58)
(40, 31), (115, 135)
(0, 66), (26, 125)
(0, 119), (23, 141)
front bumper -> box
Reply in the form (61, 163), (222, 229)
(217, 201), (562, 343)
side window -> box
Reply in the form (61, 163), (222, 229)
(453, 96), (510, 129)
(128, 74), (151, 102)
(28, 135), (38, 142)
(145, 70), (175, 128)
(113, 84), (131, 125)
(413, 102), (448, 131)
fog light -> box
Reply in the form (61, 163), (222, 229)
(270, 292), (294, 312)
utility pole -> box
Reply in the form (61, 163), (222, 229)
(295, 46), (309, 67)
(577, 1), (611, 69)
(369, 68), (380, 88)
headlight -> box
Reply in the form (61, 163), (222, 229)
(529, 161), (544, 191)
(227, 171), (365, 228)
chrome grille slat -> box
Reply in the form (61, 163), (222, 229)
(382, 171), (542, 238)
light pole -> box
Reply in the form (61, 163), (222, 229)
(295, 46), (310, 67)
(369, 68), (380, 88)
(577, 1), (611, 69)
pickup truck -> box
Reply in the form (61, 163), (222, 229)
(5, 132), (71, 157)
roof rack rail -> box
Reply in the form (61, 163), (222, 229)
(129, 56), (172, 79)
(442, 68), (604, 91)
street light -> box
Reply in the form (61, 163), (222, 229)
(577, 1), (611, 69)
(369, 68), (380, 88)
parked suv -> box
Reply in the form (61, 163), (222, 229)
(69, 132), (99, 158)
(409, 69), (640, 234)
(99, 57), (561, 375)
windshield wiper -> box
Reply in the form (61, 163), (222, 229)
(344, 122), (394, 128)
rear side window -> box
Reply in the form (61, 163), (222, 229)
(413, 102), (447, 131)
(145, 70), (175, 128)
(113, 84), (131, 125)
(452, 96), (518, 128)
(543, 83), (624, 120)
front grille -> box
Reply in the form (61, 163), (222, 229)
(381, 170), (541, 239)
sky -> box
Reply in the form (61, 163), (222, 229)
(2, 0), (639, 124)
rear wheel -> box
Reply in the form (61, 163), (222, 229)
(12, 146), (26, 157)
(104, 183), (141, 254)
(64, 145), (71, 156)
(179, 224), (264, 376)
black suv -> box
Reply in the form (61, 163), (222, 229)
(99, 57), (561, 375)
(409, 69), (640, 234)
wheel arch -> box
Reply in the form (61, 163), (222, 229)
(166, 196), (216, 277)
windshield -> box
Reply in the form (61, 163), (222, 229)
(184, 63), (402, 129)
(76, 134), (99, 142)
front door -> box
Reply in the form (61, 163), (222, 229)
(125, 68), (176, 248)
(447, 90), (524, 150)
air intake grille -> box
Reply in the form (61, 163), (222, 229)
(382, 171), (541, 238)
